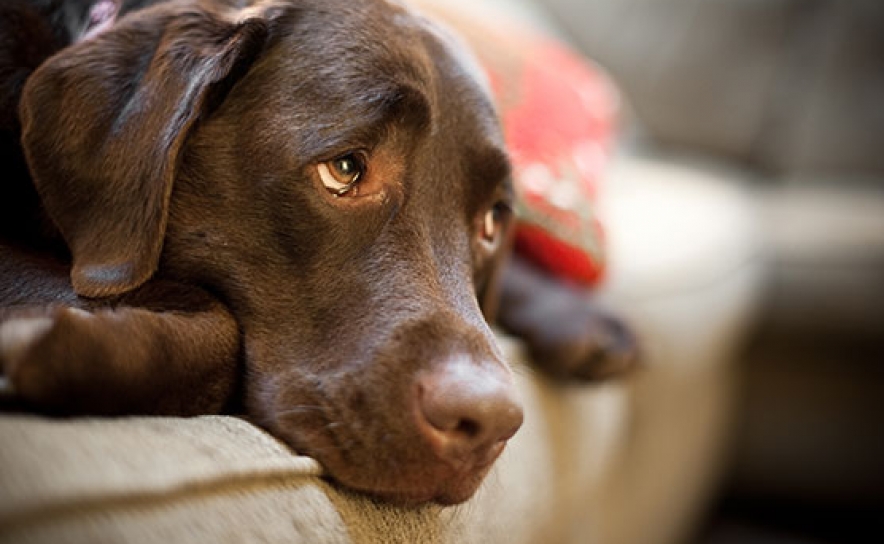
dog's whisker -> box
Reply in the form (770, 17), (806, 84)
(511, 361), (538, 379)
(273, 405), (327, 422)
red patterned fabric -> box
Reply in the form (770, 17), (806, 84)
(468, 19), (618, 285)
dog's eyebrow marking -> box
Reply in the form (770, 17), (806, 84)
(304, 83), (430, 159)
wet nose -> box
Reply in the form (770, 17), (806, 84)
(415, 357), (523, 463)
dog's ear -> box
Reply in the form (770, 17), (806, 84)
(20, 3), (279, 298)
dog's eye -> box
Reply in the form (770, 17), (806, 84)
(318, 153), (365, 196)
(482, 201), (511, 244)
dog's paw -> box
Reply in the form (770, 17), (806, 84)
(497, 256), (640, 382)
(521, 308), (639, 381)
(0, 307), (93, 410)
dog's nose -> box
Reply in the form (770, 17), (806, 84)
(415, 358), (523, 463)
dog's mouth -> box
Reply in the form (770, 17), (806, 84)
(319, 439), (509, 507)
(250, 318), (522, 505)
(269, 394), (516, 506)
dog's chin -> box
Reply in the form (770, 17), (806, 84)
(267, 395), (510, 505)
(290, 433), (507, 506)
(329, 457), (498, 507)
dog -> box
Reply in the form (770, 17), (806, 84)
(0, 0), (637, 505)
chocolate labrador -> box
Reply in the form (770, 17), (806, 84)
(0, 0), (636, 504)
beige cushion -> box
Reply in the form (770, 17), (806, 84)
(0, 336), (629, 544)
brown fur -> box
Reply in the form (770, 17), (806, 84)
(0, 0), (637, 505)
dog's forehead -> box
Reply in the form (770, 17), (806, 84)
(385, 4), (512, 203)
(412, 12), (495, 107)
(280, 2), (493, 107)
(398, 2), (502, 136)
(242, 0), (506, 158)
(414, 15), (511, 190)
(257, 0), (433, 101)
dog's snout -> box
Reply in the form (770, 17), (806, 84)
(415, 358), (523, 465)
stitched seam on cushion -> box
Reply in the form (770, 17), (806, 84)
(0, 464), (325, 533)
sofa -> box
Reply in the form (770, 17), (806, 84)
(536, 0), (884, 540)
(0, 1), (773, 543)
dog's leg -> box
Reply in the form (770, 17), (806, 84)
(0, 284), (240, 416)
(497, 255), (639, 381)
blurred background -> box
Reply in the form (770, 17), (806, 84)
(512, 0), (884, 542)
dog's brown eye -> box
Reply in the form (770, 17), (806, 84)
(318, 153), (365, 196)
(482, 201), (511, 243)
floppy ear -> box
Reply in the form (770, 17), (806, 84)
(20, 3), (277, 298)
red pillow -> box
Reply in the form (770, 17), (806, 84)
(466, 17), (618, 285)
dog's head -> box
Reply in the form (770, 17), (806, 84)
(21, 0), (522, 504)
